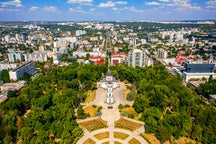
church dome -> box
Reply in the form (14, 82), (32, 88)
(106, 70), (113, 76)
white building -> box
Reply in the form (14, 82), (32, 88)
(8, 52), (24, 62)
(183, 72), (216, 82)
(53, 53), (62, 65)
(9, 61), (37, 81)
(23, 51), (48, 62)
(128, 49), (151, 67)
(54, 37), (77, 49)
(76, 30), (86, 36)
(158, 48), (168, 59)
(73, 50), (106, 58)
(100, 70), (119, 104)
(0, 63), (18, 70)
(4, 35), (10, 42)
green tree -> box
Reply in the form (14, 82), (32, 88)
(1, 69), (10, 83)
(77, 106), (87, 119)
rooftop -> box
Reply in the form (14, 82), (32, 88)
(106, 70), (113, 76)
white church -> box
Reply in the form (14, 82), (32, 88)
(100, 70), (119, 104)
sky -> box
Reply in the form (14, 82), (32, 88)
(0, 0), (216, 21)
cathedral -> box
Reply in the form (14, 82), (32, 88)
(100, 70), (119, 104)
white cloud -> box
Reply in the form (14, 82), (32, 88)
(172, 0), (201, 10)
(146, 1), (161, 6)
(115, 1), (127, 5)
(90, 8), (95, 11)
(147, 0), (202, 10)
(0, 7), (20, 12)
(98, 1), (115, 8)
(67, 0), (93, 3)
(29, 6), (39, 11)
(159, 0), (169, 2)
(125, 7), (143, 13)
(42, 6), (58, 12)
(69, 8), (86, 13)
(112, 7), (123, 11)
(206, 0), (216, 8)
(1, 0), (22, 7)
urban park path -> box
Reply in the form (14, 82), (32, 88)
(76, 82), (148, 144)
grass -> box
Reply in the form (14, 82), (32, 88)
(84, 90), (96, 103)
(102, 142), (109, 144)
(164, 136), (197, 144)
(115, 118), (143, 131)
(141, 133), (161, 144)
(124, 88), (131, 99)
(114, 142), (121, 144)
(175, 137), (197, 144)
(79, 118), (107, 131)
(121, 106), (141, 120)
(94, 132), (109, 140)
(84, 105), (98, 117)
(83, 138), (95, 144)
(128, 138), (141, 144)
(114, 132), (129, 140)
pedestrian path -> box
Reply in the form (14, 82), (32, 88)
(76, 82), (148, 144)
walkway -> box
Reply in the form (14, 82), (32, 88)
(76, 82), (148, 144)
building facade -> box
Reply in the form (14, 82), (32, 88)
(23, 51), (48, 62)
(8, 52), (24, 62)
(128, 49), (149, 67)
(9, 61), (37, 81)
(157, 48), (168, 59)
(100, 70), (119, 104)
(183, 63), (216, 82)
(0, 63), (18, 70)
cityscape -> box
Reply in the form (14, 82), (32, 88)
(0, 0), (216, 144)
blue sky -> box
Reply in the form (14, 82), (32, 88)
(0, 0), (216, 21)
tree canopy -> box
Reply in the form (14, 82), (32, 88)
(0, 62), (107, 143)
(111, 64), (216, 143)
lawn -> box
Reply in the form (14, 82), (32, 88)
(114, 132), (129, 140)
(83, 138), (95, 144)
(128, 138), (141, 144)
(84, 105), (98, 117)
(115, 118), (143, 131)
(124, 88), (131, 99)
(94, 132), (109, 140)
(141, 133), (161, 144)
(84, 90), (96, 103)
(79, 118), (107, 131)
(121, 106), (141, 120)
(164, 136), (197, 144)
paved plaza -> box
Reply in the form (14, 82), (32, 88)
(77, 82), (148, 144)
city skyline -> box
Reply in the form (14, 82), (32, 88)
(0, 0), (216, 21)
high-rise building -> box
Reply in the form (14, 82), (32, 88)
(23, 51), (48, 62)
(8, 52), (24, 62)
(4, 35), (10, 42)
(19, 33), (28, 42)
(128, 49), (147, 67)
(158, 48), (168, 59)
